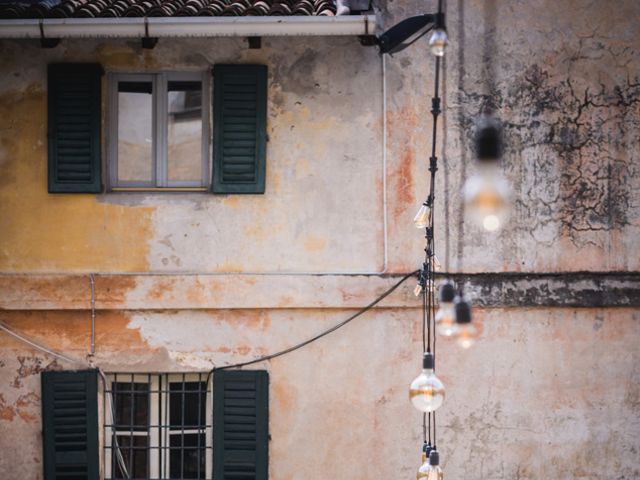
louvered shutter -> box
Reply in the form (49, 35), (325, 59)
(213, 370), (269, 480)
(41, 370), (99, 480)
(212, 65), (267, 194)
(48, 64), (103, 193)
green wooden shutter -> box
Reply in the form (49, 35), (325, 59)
(212, 65), (267, 194)
(41, 370), (99, 480)
(48, 63), (103, 193)
(213, 370), (269, 480)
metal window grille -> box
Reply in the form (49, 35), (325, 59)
(104, 373), (213, 480)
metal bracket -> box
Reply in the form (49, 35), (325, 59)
(142, 18), (158, 49)
(359, 35), (378, 46)
(39, 20), (60, 48)
(248, 36), (262, 49)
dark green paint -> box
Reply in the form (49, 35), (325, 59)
(48, 64), (103, 193)
(212, 65), (267, 194)
(213, 370), (269, 480)
(41, 369), (99, 480)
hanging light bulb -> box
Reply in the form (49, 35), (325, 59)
(432, 255), (442, 272)
(414, 283), (424, 297)
(414, 202), (431, 229)
(409, 352), (445, 412)
(416, 443), (433, 479)
(454, 296), (477, 349)
(428, 28), (448, 57)
(436, 282), (456, 337)
(462, 116), (510, 231)
(426, 450), (444, 480)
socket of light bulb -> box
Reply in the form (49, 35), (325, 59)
(422, 352), (435, 370)
(439, 282), (456, 303)
(429, 449), (440, 466)
(423, 442), (433, 456)
(455, 298), (472, 324)
(475, 116), (503, 162)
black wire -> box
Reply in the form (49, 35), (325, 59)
(211, 270), (419, 372)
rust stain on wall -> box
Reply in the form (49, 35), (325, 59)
(303, 235), (327, 253)
(12, 356), (59, 388)
(0, 310), (154, 354)
(95, 275), (138, 306)
(387, 106), (418, 220)
(0, 394), (16, 421)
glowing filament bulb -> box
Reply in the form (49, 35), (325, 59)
(416, 443), (432, 479)
(463, 116), (510, 231)
(436, 282), (456, 337)
(414, 203), (430, 229)
(433, 255), (442, 272)
(426, 450), (443, 480)
(409, 353), (445, 412)
(429, 29), (449, 57)
(462, 162), (510, 232)
(454, 297), (477, 349)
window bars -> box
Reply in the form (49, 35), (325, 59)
(104, 373), (213, 480)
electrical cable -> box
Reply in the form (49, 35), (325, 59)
(211, 270), (418, 372)
(0, 320), (87, 366)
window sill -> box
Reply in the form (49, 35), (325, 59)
(110, 187), (209, 192)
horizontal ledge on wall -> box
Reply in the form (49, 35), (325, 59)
(0, 272), (638, 311)
(445, 271), (640, 308)
(0, 15), (377, 39)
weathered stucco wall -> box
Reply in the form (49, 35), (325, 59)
(0, 0), (639, 479)
(0, 307), (638, 479)
(0, 37), (385, 273)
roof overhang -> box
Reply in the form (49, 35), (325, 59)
(0, 15), (377, 39)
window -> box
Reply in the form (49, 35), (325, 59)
(48, 63), (268, 195)
(107, 73), (210, 191)
(104, 373), (211, 480)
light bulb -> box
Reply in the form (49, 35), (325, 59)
(433, 255), (442, 272)
(456, 323), (477, 349)
(426, 450), (443, 480)
(417, 458), (430, 479)
(462, 162), (510, 231)
(464, 115), (510, 231)
(428, 28), (448, 56)
(414, 203), (430, 229)
(416, 443), (432, 479)
(454, 297), (477, 349)
(409, 352), (445, 412)
(414, 283), (424, 297)
(436, 282), (457, 337)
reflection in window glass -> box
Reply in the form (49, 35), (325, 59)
(118, 81), (153, 183)
(167, 81), (203, 183)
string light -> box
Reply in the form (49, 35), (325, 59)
(416, 443), (433, 479)
(454, 296), (477, 349)
(414, 202), (431, 229)
(435, 282), (456, 337)
(429, 29), (449, 56)
(462, 115), (509, 231)
(426, 449), (444, 480)
(410, 352), (445, 412)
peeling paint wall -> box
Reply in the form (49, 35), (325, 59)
(0, 0), (639, 479)
(0, 37), (385, 274)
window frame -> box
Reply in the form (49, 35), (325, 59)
(104, 373), (213, 480)
(107, 72), (211, 192)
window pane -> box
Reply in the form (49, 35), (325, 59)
(170, 433), (206, 479)
(169, 381), (207, 428)
(112, 434), (149, 480)
(118, 81), (153, 183)
(167, 81), (203, 183)
(113, 382), (149, 430)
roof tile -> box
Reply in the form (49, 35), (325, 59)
(0, 0), (341, 18)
